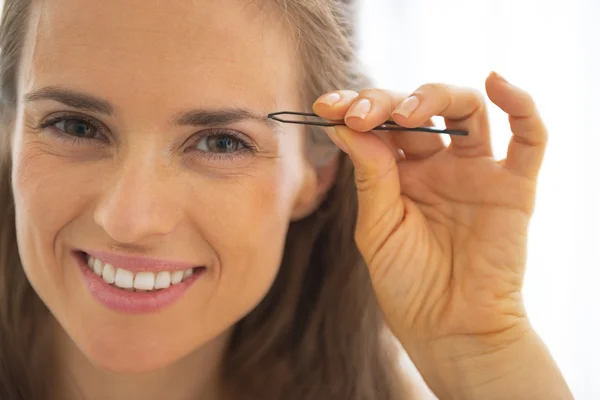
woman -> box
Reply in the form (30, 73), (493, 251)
(0, 0), (573, 399)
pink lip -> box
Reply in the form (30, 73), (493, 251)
(74, 252), (205, 314)
(82, 249), (199, 273)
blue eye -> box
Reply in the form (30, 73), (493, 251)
(39, 114), (107, 144)
(55, 118), (98, 138)
(192, 129), (256, 160)
(38, 114), (256, 162)
(195, 132), (247, 153)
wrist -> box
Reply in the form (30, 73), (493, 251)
(405, 322), (573, 400)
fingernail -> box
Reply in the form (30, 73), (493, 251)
(346, 98), (372, 120)
(315, 92), (342, 107)
(393, 96), (420, 118)
(492, 71), (508, 83)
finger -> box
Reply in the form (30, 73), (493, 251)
(318, 90), (407, 162)
(486, 72), (548, 180)
(344, 89), (407, 132)
(315, 88), (406, 132)
(390, 118), (445, 160)
(391, 83), (492, 158)
(316, 89), (445, 160)
(331, 125), (406, 253)
(324, 126), (405, 163)
(350, 89), (447, 160)
(313, 90), (360, 120)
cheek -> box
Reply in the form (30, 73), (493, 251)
(11, 142), (91, 313)
(183, 155), (304, 320)
(191, 168), (295, 282)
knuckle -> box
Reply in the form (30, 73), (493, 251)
(522, 90), (536, 108)
(358, 88), (393, 109)
(470, 88), (486, 104)
(415, 82), (447, 96)
(358, 88), (384, 98)
(465, 89), (487, 114)
(339, 89), (360, 100)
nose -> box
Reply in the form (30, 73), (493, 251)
(93, 159), (182, 244)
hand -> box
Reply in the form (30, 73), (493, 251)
(313, 72), (545, 364)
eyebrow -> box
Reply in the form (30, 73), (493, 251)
(23, 85), (281, 131)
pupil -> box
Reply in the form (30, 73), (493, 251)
(214, 136), (235, 152)
(67, 120), (92, 137)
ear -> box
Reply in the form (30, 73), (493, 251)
(290, 153), (340, 221)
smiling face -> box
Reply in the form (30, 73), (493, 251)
(10, 0), (318, 373)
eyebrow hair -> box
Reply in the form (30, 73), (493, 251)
(24, 86), (114, 115)
(171, 108), (281, 131)
(23, 85), (281, 132)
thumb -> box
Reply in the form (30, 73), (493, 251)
(328, 125), (405, 255)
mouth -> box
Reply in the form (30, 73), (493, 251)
(74, 251), (206, 313)
(76, 251), (204, 293)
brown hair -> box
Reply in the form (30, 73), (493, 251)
(0, 1), (406, 399)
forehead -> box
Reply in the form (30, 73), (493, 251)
(19, 0), (300, 113)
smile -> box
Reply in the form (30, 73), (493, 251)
(74, 251), (206, 313)
(85, 255), (197, 292)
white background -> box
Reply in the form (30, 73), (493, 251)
(0, 0), (597, 398)
(357, 0), (599, 398)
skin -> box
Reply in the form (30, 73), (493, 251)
(7, 0), (573, 398)
(11, 1), (330, 399)
(313, 76), (574, 398)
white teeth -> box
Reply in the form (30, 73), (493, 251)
(93, 258), (104, 276)
(154, 271), (171, 289)
(115, 268), (134, 289)
(133, 272), (155, 291)
(86, 256), (197, 292)
(102, 263), (116, 284)
(171, 270), (183, 285)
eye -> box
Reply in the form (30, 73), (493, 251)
(53, 118), (99, 139)
(194, 130), (253, 154)
(39, 114), (107, 143)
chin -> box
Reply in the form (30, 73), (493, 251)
(81, 336), (186, 374)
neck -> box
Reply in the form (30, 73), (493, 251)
(52, 319), (231, 400)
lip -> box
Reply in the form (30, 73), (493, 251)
(82, 249), (199, 273)
(74, 251), (205, 314)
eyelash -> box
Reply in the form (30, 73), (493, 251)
(38, 114), (107, 147)
(37, 113), (257, 161)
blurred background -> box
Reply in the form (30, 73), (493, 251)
(356, 0), (599, 398)
(0, 0), (596, 397)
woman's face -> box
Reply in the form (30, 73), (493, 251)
(11, 0), (318, 373)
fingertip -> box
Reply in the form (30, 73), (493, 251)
(313, 90), (360, 119)
(312, 101), (331, 116)
(489, 71), (508, 84)
(390, 112), (420, 128)
(486, 71), (520, 95)
(344, 116), (371, 132)
(486, 76), (536, 118)
(485, 71), (513, 101)
(391, 96), (422, 127)
(314, 92), (342, 109)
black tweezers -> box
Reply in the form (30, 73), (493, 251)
(267, 112), (468, 136)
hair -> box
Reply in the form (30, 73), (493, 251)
(0, 1), (406, 399)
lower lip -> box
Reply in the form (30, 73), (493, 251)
(74, 252), (205, 314)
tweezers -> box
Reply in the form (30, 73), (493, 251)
(267, 112), (468, 136)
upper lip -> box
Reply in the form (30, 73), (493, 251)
(80, 249), (200, 273)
